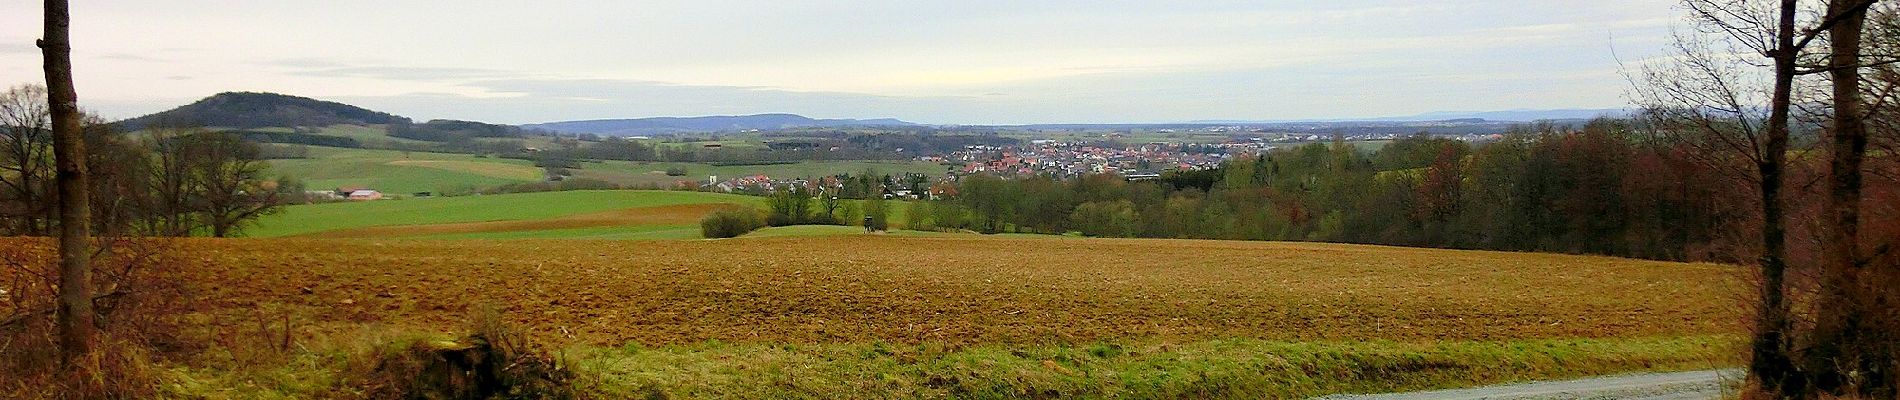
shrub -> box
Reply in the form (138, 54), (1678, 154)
(864, 197), (890, 232)
(0, 237), (193, 399)
(359, 307), (578, 399)
(701, 208), (766, 239)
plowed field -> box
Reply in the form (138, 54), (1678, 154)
(179, 235), (1745, 347)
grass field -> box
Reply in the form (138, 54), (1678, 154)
(144, 235), (1743, 398)
(570, 159), (950, 187)
(249, 189), (921, 240)
(248, 190), (764, 237)
(265, 144), (951, 194)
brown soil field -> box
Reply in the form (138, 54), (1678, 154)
(304, 203), (727, 238)
(166, 236), (1746, 347)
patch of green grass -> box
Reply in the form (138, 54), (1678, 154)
(575, 160), (951, 187)
(248, 190), (763, 237)
(571, 335), (1738, 399)
(159, 334), (1736, 399)
(741, 225), (966, 239)
(742, 225), (870, 238)
(418, 224), (706, 240)
(161, 325), (451, 399)
(268, 146), (541, 195)
(268, 144), (950, 194)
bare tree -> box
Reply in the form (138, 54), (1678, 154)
(39, 0), (95, 371)
(1634, 0), (1810, 393)
(140, 127), (199, 237)
(183, 131), (282, 237)
(0, 85), (53, 236)
(1641, 0), (1895, 396)
(1806, 0), (1895, 394)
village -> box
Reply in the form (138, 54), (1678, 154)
(699, 138), (1270, 197)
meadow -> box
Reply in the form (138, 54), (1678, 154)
(247, 189), (923, 241)
(246, 190), (763, 237)
(263, 144), (948, 195)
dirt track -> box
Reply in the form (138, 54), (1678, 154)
(1315, 369), (1741, 399)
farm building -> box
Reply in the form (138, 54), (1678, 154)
(347, 190), (384, 201)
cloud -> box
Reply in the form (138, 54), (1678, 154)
(0, 42), (34, 54)
(289, 66), (522, 82)
(99, 52), (166, 62)
(331, 79), (987, 124)
(262, 57), (348, 68)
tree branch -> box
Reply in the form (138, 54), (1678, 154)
(0, 289), (125, 329)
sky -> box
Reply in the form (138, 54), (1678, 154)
(0, 1), (1682, 125)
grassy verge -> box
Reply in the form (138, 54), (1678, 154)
(165, 335), (1737, 399)
(574, 336), (1737, 399)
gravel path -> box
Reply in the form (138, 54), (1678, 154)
(1314, 369), (1743, 400)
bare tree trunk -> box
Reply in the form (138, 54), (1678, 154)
(38, 0), (95, 370)
(1750, 1), (1802, 396)
(1811, 0), (1877, 393)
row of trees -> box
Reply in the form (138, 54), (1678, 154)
(908, 124), (1754, 261)
(2, 85), (292, 238)
(762, 183), (890, 230)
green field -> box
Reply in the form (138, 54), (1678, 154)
(739, 224), (951, 238)
(420, 224), (707, 240)
(248, 190), (764, 237)
(265, 144), (950, 195)
(267, 146), (543, 195)
(247, 189), (921, 240)
(571, 159), (950, 187)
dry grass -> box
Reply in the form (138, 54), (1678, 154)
(170, 236), (1746, 347)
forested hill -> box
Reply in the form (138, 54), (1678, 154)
(116, 92), (405, 130)
(523, 114), (919, 136)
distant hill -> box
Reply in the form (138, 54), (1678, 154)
(522, 114), (919, 136)
(1188, 108), (1631, 125)
(1370, 108), (1630, 122)
(117, 92), (406, 130)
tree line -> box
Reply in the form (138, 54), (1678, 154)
(2, 85), (293, 238)
(908, 121), (1761, 262)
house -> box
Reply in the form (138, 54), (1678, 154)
(347, 190), (384, 201)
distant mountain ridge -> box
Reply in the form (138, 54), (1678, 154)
(1189, 108), (1630, 125)
(117, 92), (405, 130)
(117, 92), (1626, 136)
(522, 114), (919, 136)
(1378, 108), (1631, 122)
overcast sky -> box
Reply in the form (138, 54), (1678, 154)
(0, 1), (1680, 125)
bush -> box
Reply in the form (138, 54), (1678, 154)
(359, 307), (578, 399)
(864, 197), (890, 232)
(701, 208), (766, 239)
